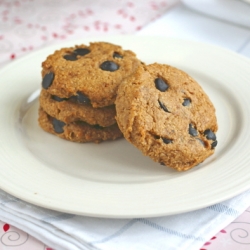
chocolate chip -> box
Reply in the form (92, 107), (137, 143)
(68, 96), (77, 103)
(211, 140), (218, 149)
(75, 91), (90, 104)
(74, 48), (90, 56)
(158, 100), (170, 113)
(204, 129), (216, 141)
(93, 125), (104, 130)
(75, 121), (85, 126)
(153, 135), (160, 139)
(160, 162), (165, 166)
(52, 95), (67, 102)
(52, 118), (65, 134)
(63, 54), (78, 61)
(182, 98), (191, 106)
(196, 138), (205, 147)
(100, 61), (119, 72)
(154, 78), (169, 92)
(42, 72), (54, 89)
(113, 52), (123, 58)
(189, 124), (198, 137)
(162, 138), (173, 144)
(69, 92), (90, 104)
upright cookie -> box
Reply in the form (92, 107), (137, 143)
(39, 89), (116, 127)
(41, 42), (141, 108)
(38, 108), (123, 143)
(115, 63), (218, 171)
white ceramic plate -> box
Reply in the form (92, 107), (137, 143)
(0, 35), (250, 218)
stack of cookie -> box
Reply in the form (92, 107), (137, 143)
(38, 42), (141, 143)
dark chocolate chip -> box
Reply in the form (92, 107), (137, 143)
(154, 78), (169, 92)
(93, 125), (104, 130)
(162, 138), (173, 144)
(68, 95), (77, 103)
(160, 162), (165, 166)
(182, 98), (191, 106)
(154, 135), (160, 139)
(196, 138), (205, 147)
(52, 118), (65, 134)
(52, 95), (67, 102)
(204, 129), (216, 141)
(158, 100), (170, 113)
(189, 124), (198, 137)
(42, 72), (54, 89)
(74, 48), (90, 56)
(69, 92), (90, 104)
(63, 54), (78, 61)
(75, 120), (85, 126)
(76, 91), (90, 104)
(211, 140), (218, 149)
(113, 52), (123, 58)
(100, 61), (119, 72)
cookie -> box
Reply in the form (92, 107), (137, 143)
(38, 108), (123, 143)
(39, 89), (116, 127)
(115, 63), (218, 171)
(41, 42), (141, 108)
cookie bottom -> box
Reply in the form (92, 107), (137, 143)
(38, 108), (123, 143)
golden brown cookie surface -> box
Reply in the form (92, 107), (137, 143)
(41, 42), (141, 108)
(115, 63), (218, 171)
(38, 108), (123, 143)
(39, 89), (116, 127)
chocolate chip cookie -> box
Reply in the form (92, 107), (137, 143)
(39, 89), (116, 127)
(38, 108), (123, 143)
(115, 63), (218, 171)
(41, 42), (141, 108)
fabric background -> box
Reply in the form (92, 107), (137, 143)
(0, 0), (179, 66)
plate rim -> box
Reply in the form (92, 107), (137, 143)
(1, 35), (250, 218)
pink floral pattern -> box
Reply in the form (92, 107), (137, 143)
(199, 208), (250, 250)
(0, 0), (178, 66)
